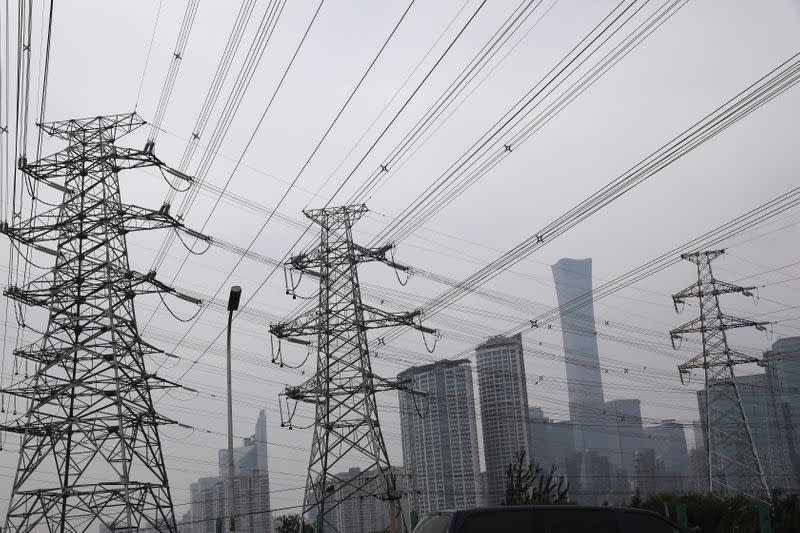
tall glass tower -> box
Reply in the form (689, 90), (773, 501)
(551, 258), (608, 453)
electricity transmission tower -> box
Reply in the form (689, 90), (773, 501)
(0, 113), (209, 532)
(270, 205), (435, 533)
(670, 250), (771, 501)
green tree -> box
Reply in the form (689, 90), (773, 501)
(275, 513), (315, 533)
(503, 449), (569, 505)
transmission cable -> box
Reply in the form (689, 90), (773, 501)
(147, 0), (201, 142)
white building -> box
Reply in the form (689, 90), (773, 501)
(476, 334), (530, 505)
(399, 359), (482, 518)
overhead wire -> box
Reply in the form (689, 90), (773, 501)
(134, 0), (165, 111)
(163, 0), (259, 204)
(147, 0), (201, 142)
(376, 0), (688, 245)
(147, 0), (291, 275)
(386, 52), (800, 337)
(150, 0), (475, 386)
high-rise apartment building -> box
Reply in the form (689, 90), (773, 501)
(185, 410), (272, 533)
(551, 258), (609, 454)
(476, 334), (530, 505)
(398, 359), (482, 517)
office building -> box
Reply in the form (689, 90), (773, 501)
(551, 258), (609, 454)
(643, 420), (691, 493)
(634, 449), (666, 497)
(399, 359), (482, 516)
(476, 334), (531, 504)
(763, 337), (800, 483)
(527, 408), (575, 476)
(184, 410), (272, 533)
(605, 399), (645, 481)
(698, 372), (793, 493)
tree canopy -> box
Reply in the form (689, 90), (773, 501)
(503, 449), (570, 506)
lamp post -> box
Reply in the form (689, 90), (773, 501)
(226, 286), (241, 532)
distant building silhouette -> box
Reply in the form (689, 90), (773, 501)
(318, 466), (409, 533)
(476, 334), (530, 504)
(698, 371), (794, 493)
(642, 420), (691, 493)
(183, 410), (272, 533)
(605, 399), (645, 482)
(763, 337), (800, 484)
(398, 359), (482, 517)
(551, 258), (612, 456)
(527, 408), (577, 477)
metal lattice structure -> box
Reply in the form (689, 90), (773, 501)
(270, 205), (435, 533)
(670, 250), (771, 501)
(0, 113), (209, 532)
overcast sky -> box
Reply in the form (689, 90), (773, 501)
(1, 0), (799, 518)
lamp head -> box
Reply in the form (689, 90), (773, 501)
(228, 286), (242, 311)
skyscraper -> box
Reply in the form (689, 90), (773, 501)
(185, 410), (272, 533)
(398, 359), (482, 517)
(551, 258), (608, 453)
(476, 334), (530, 504)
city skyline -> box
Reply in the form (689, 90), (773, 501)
(0, 1), (797, 528)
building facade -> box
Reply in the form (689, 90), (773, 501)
(642, 420), (691, 494)
(398, 359), (482, 517)
(476, 334), (530, 505)
(605, 399), (645, 482)
(763, 337), (800, 484)
(698, 372), (794, 494)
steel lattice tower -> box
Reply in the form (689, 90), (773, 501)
(0, 113), (208, 532)
(670, 250), (771, 501)
(270, 205), (434, 533)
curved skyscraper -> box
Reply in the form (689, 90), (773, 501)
(551, 258), (607, 453)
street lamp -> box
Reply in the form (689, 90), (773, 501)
(226, 286), (241, 532)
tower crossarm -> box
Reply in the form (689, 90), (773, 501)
(126, 269), (203, 305)
(361, 305), (436, 334)
(286, 243), (411, 275)
(353, 243), (411, 272)
(286, 373), (416, 404)
(0, 203), (209, 245)
(678, 349), (761, 372)
(680, 249), (726, 264)
(269, 310), (319, 343)
(20, 146), (193, 186)
(672, 280), (757, 305)
(0, 367), (180, 413)
(4, 267), (201, 309)
(669, 314), (769, 337)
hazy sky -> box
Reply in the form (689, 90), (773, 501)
(1, 0), (799, 519)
